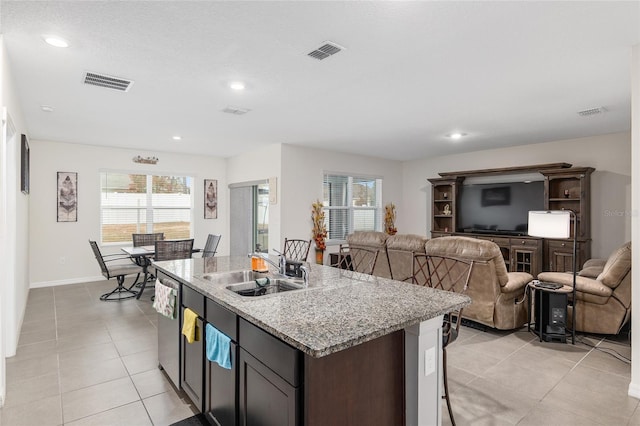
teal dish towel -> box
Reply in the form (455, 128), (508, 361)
(205, 323), (232, 369)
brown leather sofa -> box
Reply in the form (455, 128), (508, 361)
(343, 232), (531, 329)
(425, 236), (532, 330)
(538, 241), (631, 335)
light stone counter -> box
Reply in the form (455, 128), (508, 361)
(153, 255), (470, 358)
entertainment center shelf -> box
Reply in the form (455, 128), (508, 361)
(429, 163), (594, 275)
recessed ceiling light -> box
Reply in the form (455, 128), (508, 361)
(43, 36), (69, 48)
(172, 136), (182, 141)
(229, 82), (245, 91)
(41, 105), (54, 112)
(447, 132), (467, 140)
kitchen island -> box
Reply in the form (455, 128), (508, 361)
(154, 256), (470, 426)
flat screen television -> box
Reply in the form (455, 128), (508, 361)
(457, 181), (544, 236)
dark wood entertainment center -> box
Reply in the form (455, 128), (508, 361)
(429, 163), (594, 276)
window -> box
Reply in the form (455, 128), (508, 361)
(100, 172), (193, 243)
(323, 173), (382, 241)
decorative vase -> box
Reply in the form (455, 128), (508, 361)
(315, 248), (324, 265)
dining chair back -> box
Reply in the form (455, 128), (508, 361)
(338, 244), (379, 275)
(283, 238), (311, 261)
(202, 234), (222, 258)
(155, 239), (195, 261)
(132, 232), (165, 247)
(89, 240), (143, 301)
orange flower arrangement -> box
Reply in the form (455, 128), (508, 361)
(384, 203), (397, 235)
(311, 200), (328, 250)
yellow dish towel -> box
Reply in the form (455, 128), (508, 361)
(182, 308), (200, 344)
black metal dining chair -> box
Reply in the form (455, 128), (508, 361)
(202, 234), (221, 258)
(132, 232), (165, 247)
(338, 244), (379, 275)
(283, 238), (311, 261)
(155, 239), (195, 261)
(90, 240), (144, 301)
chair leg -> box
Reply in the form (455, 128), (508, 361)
(443, 347), (455, 426)
(135, 270), (149, 300)
(100, 275), (138, 301)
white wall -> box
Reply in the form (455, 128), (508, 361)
(628, 43), (639, 399)
(402, 132), (631, 258)
(0, 34), (29, 403)
(226, 143), (282, 253)
(281, 144), (403, 261)
(29, 140), (228, 286)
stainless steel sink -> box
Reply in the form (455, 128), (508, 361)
(226, 278), (305, 297)
(199, 270), (266, 285)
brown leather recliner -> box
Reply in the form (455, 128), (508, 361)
(386, 233), (429, 282)
(538, 242), (631, 335)
(425, 236), (533, 330)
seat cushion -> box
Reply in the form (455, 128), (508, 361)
(107, 263), (144, 277)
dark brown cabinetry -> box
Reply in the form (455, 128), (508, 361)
(238, 318), (300, 426)
(541, 167), (594, 271)
(429, 163), (593, 273)
(181, 284), (205, 412)
(205, 299), (238, 426)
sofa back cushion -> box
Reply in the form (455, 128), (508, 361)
(597, 241), (631, 289)
(386, 234), (428, 282)
(346, 231), (391, 278)
(425, 236), (509, 286)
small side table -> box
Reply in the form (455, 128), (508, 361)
(527, 281), (575, 344)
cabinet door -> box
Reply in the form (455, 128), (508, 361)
(181, 315), (204, 412)
(510, 248), (539, 275)
(206, 342), (237, 426)
(545, 240), (589, 272)
(239, 348), (299, 426)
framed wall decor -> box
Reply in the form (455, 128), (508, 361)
(21, 134), (29, 194)
(481, 186), (511, 207)
(204, 179), (218, 219)
(57, 172), (78, 222)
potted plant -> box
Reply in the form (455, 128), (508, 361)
(384, 202), (397, 235)
(311, 200), (327, 264)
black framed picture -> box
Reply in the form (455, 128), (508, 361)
(481, 186), (511, 207)
(21, 134), (29, 194)
(57, 172), (78, 222)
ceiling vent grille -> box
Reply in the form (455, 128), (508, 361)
(83, 71), (134, 92)
(222, 106), (251, 115)
(307, 41), (345, 60)
(577, 106), (607, 117)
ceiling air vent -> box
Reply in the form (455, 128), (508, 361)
(222, 106), (251, 115)
(577, 106), (607, 117)
(83, 71), (134, 92)
(307, 41), (345, 60)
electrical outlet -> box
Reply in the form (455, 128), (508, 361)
(424, 347), (435, 376)
(59, 256), (66, 265)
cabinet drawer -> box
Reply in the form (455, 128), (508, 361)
(510, 238), (539, 248)
(477, 236), (510, 246)
(239, 318), (300, 387)
(206, 299), (237, 341)
(182, 284), (204, 316)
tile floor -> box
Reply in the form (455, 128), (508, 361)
(1, 279), (637, 425)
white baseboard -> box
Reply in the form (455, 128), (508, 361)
(628, 381), (640, 400)
(30, 276), (105, 288)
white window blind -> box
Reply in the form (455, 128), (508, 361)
(323, 173), (382, 241)
(100, 172), (193, 243)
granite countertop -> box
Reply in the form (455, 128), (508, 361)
(153, 256), (471, 358)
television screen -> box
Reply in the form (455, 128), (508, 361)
(457, 181), (544, 235)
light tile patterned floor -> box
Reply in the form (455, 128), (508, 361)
(1, 280), (637, 425)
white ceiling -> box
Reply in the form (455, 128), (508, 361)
(2, 1), (639, 161)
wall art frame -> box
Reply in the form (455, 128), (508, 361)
(57, 171), (78, 222)
(204, 179), (218, 219)
(21, 134), (30, 194)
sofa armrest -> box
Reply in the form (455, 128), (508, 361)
(583, 258), (606, 270)
(537, 272), (613, 298)
(502, 272), (533, 294)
